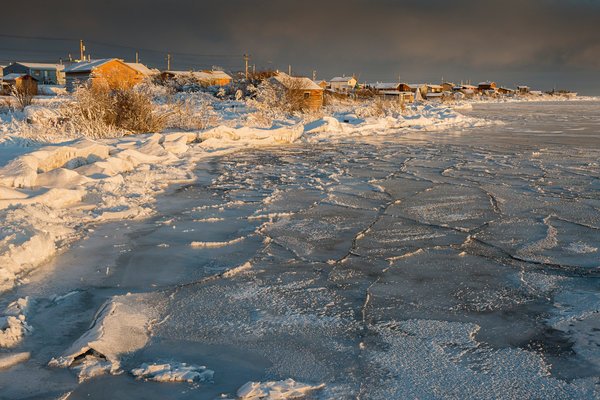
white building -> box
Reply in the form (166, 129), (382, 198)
(329, 76), (357, 92)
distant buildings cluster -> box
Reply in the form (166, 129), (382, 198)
(0, 57), (576, 112)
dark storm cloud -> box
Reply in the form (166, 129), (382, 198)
(1, 0), (599, 92)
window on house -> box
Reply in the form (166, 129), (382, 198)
(304, 92), (310, 99)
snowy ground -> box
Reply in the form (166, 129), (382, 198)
(0, 100), (599, 399)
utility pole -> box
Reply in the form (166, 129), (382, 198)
(79, 39), (85, 61)
(252, 64), (256, 74)
(243, 53), (250, 79)
(288, 64), (292, 76)
(312, 70), (317, 81)
(166, 54), (171, 71)
(135, 51), (139, 64)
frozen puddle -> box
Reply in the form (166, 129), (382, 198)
(1, 102), (599, 399)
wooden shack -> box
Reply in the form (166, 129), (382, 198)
(441, 82), (456, 92)
(315, 80), (329, 89)
(1, 73), (38, 95)
(498, 87), (515, 95)
(64, 59), (146, 92)
(160, 70), (231, 86)
(478, 81), (497, 92)
(270, 73), (324, 111)
(3, 62), (65, 85)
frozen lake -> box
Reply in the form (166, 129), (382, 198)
(1, 101), (599, 399)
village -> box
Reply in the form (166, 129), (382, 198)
(0, 45), (578, 115)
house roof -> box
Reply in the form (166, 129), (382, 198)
(330, 76), (355, 83)
(478, 81), (496, 86)
(64, 59), (119, 73)
(199, 70), (232, 80)
(2, 73), (38, 81)
(373, 82), (401, 90)
(272, 73), (323, 90)
(12, 62), (64, 71)
(162, 70), (231, 81)
(408, 83), (426, 88)
(461, 84), (478, 89)
(125, 62), (155, 75)
(427, 84), (444, 89)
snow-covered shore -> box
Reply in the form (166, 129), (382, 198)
(0, 99), (495, 295)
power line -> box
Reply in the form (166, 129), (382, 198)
(0, 33), (242, 59)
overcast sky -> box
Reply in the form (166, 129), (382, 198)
(1, 0), (599, 93)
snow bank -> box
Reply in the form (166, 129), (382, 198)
(199, 125), (304, 149)
(49, 293), (158, 382)
(0, 297), (32, 348)
(304, 104), (495, 141)
(190, 236), (247, 248)
(0, 352), (30, 369)
(237, 379), (324, 399)
(131, 362), (214, 383)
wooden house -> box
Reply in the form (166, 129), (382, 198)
(1, 73), (38, 95)
(497, 87), (515, 95)
(478, 81), (497, 93)
(441, 82), (456, 92)
(517, 85), (530, 94)
(64, 59), (146, 92)
(315, 80), (329, 89)
(160, 70), (231, 86)
(270, 72), (324, 111)
(125, 63), (157, 78)
(372, 82), (414, 101)
(408, 83), (428, 98)
(330, 76), (357, 93)
(2, 62), (65, 85)
(457, 84), (478, 96)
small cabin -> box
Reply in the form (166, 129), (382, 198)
(457, 84), (478, 96)
(498, 87), (515, 95)
(426, 84), (444, 94)
(517, 85), (530, 94)
(270, 72), (324, 111)
(1, 73), (38, 95)
(441, 82), (456, 92)
(478, 81), (497, 92)
(408, 83), (428, 98)
(125, 63), (157, 78)
(315, 80), (329, 89)
(160, 70), (231, 86)
(329, 76), (357, 93)
(3, 62), (65, 85)
(64, 59), (146, 92)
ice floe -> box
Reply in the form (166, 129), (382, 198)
(236, 379), (324, 399)
(131, 362), (214, 383)
(49, 293), (159, 381)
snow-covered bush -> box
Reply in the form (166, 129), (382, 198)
(163, 92), (218, 131)
(354, 97), (407, 118)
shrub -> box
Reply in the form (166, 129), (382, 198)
(10, 80), (36, 110)
(75, 83), (169, 136)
